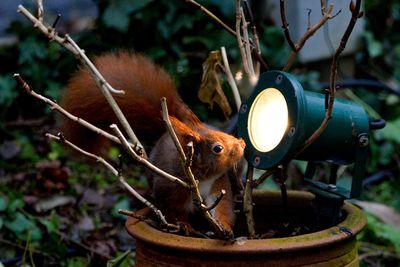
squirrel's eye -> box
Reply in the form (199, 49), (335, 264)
(212, 143), (224, 154)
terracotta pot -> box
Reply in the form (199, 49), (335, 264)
(126, 190), (366, 267)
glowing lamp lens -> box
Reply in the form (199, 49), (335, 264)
(248, 88), (289, 152)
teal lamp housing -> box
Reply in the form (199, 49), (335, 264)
(237, 71), (374, 199)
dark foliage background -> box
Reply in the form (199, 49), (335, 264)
(0, 0), (399, 266)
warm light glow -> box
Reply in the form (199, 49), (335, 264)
(235, 71), (243, 81)
(248, 88), (289, 152)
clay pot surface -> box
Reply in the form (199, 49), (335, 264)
(126, 190), (366, 267)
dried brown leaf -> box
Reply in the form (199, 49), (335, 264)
(198, 50), (232, 119)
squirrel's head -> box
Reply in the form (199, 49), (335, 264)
(170, 117), (245, 179)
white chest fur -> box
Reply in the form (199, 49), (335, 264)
(188, 174), (221, 215)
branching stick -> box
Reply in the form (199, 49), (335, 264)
(160, 99), (229, 238)
(46, 132), (180, 232)
(17, 4), (146, 157)
(281, 1), (340, 71)
(13, 73), (141, 154)
(220, 47), (241, 111)
(296, 0), (363, 156)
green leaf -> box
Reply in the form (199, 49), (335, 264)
(112, 197), (131, 219)
(29, 224), (43, 242)
(364, 212), (400, 251)
(40, 213), (59, 235)
(0, 196), (7, 212)
(18, 36), (47, 65)
(107, 250), (132, 267)
(102, 0), (152, 32)
(8, 198), (24, 213)
(378, 142), (394, 165)
(374, 117), (400, 144)
(66, 256), (89, 267)
(102, 4), (130, 32)
(44, 80), (62, 101)
(208, 0), (235, 17)
(363, 31), (383, 58)
(0, 75), (17, 107)
(182, 36), (215, 49)
(15, 135), (41, 162)
(5, 212), (30, 233)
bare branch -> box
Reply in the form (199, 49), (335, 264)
(202, 190), (226, 211)
(161, 99), (230, 238)
(184, 0), (236, 37)
(161, 98), (186, 161)
(17, 4), (147, 158)
(235, 0), (252, 78)
(220, 47), (241, 111)
(37, 0), (44, 23)
(296, 0), (363, 156)
(280, 0), (296, 51)
(17, 5), (75, 51)
(243, 0), (262, 74)
(110, 124), (190, 189)
(185, 0), (267, 71)
(252, 169), (274, 188)
(282, 2), (336, 71)
(46, 132), (180, 231)
(243, 166), (256, 238)
(13, 73), (142, 155)
(241, 8), (256, 79)
(118, 209), (157, 225)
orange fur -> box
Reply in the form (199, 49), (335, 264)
(61, 52), (245, 234)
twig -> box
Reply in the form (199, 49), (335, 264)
(17, 4), (147, 157)
(160, 98), (186, 161)
(243, 0), (262, 74)
(235, 0), (252, 78)
(46, 132), (180, 232)
(13, 74), (141, 155)
(296, 0), (363, 156)
(17, 5), (122, 94)
(185, 0), (267, 70)
(160, 99), (228, 238)
(0, 238), (51, 258)
(118, 209), (152, 222)
(280, 0), (296, 51)
(202, 190), (226, 211)
(63, 35), (145, 155)
(241, 8), (256, 79)
(118, 209), (180, 232)
(307, 8), (312, 30)
(109, 124), (190, 189)
(252, 169), (274, 188)
(220, 47), (241, 111)
(37, 0), (43, 23)
(184, 0), (236, 37)
(282, 1), (337, 71)
(243, 166), (256, 238)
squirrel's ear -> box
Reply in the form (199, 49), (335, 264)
(169, 116), (201, 148)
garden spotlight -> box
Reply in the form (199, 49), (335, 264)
(238, 71), (384, 200)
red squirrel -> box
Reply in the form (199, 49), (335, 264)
(61, 51), (245, 234)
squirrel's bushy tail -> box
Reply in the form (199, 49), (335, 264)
(60, 51), (201, 154)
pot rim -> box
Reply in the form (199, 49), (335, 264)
(125, 190), (366, 254)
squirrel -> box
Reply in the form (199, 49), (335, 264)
(60, 51), (245, 235)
